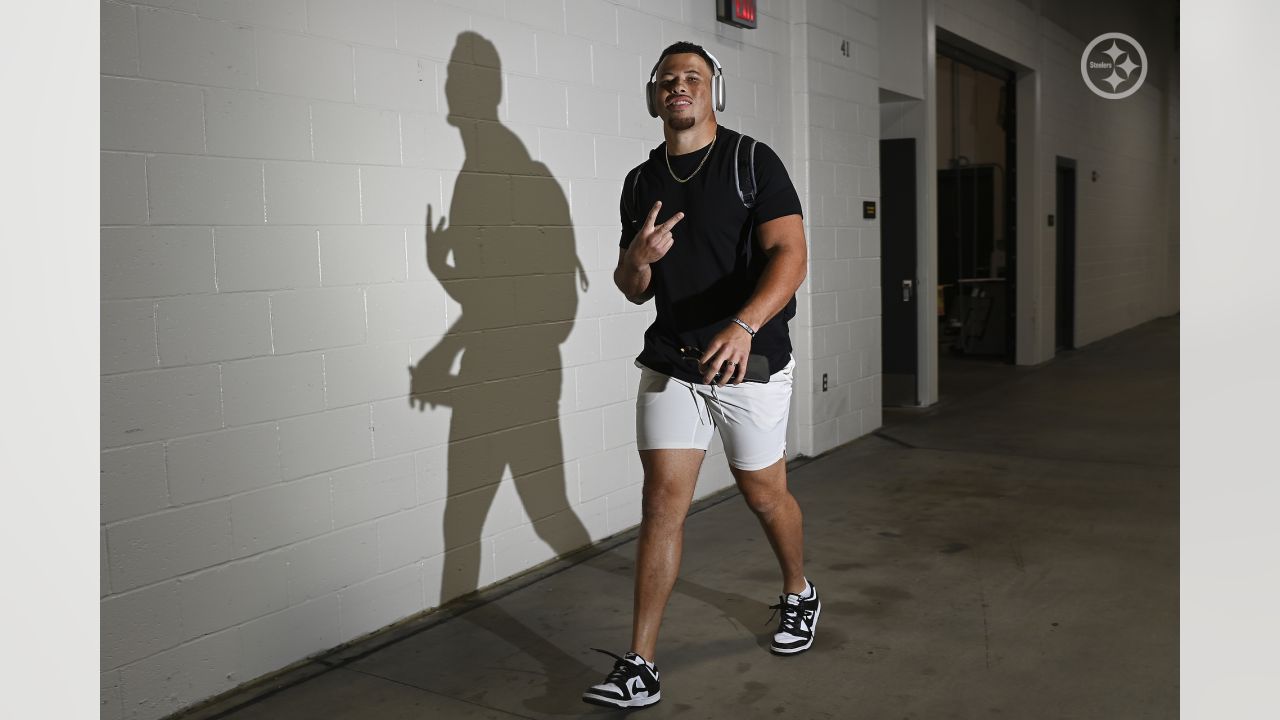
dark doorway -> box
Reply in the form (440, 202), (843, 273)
(936, 44), (1017, 365)
(880, 138), (919, 406)
(1055, 157), (1077, 351)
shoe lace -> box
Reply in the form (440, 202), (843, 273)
(591, 648), (640, 684)
(766, 596), (802, 634)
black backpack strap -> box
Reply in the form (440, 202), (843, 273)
(622, 163), (644, 234)
(734, 133), (758, 209)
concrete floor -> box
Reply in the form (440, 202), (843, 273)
(180, 316), (1179, 720)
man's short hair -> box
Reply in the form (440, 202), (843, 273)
(654, 41), (717, 76)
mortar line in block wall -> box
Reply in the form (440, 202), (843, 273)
(259, 163), (267, 224)
(151, 301), (161, 366)
(326, 465), (336, 535)
(142, 152), (152, 225)
(400, 226), (410, 284)
(319, 352), (330, 409)
(216, 362), (226, 428)
(356, 166), (365, 224)
(208, 226), (221, 288)
(200, 88), (209, 154)
(161, 436), (174, 509)
(265, 296), (276, 355)
(396, 112), (404, 166)
(101, 526), (113, 597)
(366, 402), (375, 467)
(360, 286), (369, 344)
(314, 228), (323, 286)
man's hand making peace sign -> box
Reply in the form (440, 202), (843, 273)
(615, 200), (684, 306)
(626, 200), (684, 267)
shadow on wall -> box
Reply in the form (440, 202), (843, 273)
(404, 32), (594, 704)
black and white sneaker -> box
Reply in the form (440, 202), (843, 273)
(768, 583), (821, 655)
(581, 648), (661, 709)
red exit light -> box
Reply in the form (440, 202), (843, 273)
(718, 0), (758, 29)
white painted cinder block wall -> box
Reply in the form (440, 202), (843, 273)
(787, 0), (883, 456)
(100, 1), (804, 718)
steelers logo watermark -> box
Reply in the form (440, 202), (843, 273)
(1080, 32), (1147, 99)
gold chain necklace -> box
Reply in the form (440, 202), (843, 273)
(665, 133), (717, 183)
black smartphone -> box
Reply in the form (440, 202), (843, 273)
(680, 347), (771, 384)
(742, 353), (770, 383)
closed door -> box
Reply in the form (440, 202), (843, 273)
(1056, 159), (1076, 351)
(880, 138), (918, 406)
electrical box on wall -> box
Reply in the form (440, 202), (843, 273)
(717, 0), (757, 29)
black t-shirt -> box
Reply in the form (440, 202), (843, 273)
(619, 125), (803, 384)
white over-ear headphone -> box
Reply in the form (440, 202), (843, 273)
(646, 48), (725, 118)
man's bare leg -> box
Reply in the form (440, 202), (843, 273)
(731, 458), (807, 595)
(631, 448), (705, 663)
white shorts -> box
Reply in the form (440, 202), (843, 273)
(635, 356), (796, 471)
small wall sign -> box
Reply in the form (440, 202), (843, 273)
(717, 0), (757, 29)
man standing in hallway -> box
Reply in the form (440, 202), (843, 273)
(583, 42), (818, 709)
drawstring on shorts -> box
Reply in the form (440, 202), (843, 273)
(685, 381), (710, 426)
(680, 378), (722, 428)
